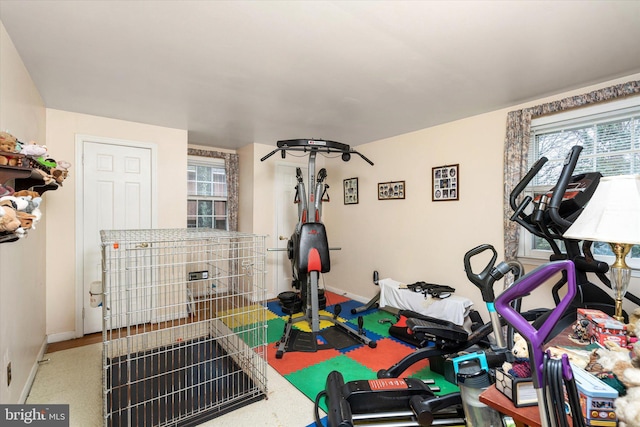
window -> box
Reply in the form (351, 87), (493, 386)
(520, 97), (640, 270)
(187, 157), (228, 230)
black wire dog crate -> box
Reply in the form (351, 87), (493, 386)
(100, 228), (268, 427)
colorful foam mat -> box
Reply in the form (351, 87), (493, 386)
(263, 291), (461, 427)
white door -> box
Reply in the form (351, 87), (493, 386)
(82, 141), (153, 334)
(275, 164), (306, 296)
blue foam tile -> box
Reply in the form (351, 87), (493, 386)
(325, 300), (368, 320)
(306, 416), (328, 426)
(267, 300), (287, 317)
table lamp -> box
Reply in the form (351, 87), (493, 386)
(563, 174), (640, 322)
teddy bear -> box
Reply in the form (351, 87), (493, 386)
(502, 333), (532, 378)
(0, 131), (21, 166)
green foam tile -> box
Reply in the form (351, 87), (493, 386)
(347, 310), (397, 337)
(409, 365), (460, 396)
(284, 355), (377, 412)
(267, 317), (287, 344)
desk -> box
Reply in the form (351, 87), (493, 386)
(479, 385), (543, 427)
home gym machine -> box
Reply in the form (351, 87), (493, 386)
(261, 139), (376, 358)
(510, 144), (640, 338)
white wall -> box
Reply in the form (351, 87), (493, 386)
(45, 110), (188, 338)
(0, 21), (47, 404)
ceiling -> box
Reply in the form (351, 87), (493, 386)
(2, 1), (640, 150)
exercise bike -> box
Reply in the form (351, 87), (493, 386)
(261, 139), (376, 358)
(509, 144), (640, 339)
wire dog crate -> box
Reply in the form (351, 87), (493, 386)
(100, 228), (268, 427)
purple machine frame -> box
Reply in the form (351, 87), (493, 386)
(494, 260), (577, 427)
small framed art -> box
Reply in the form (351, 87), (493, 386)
(432, 164), (459, 201)
(343, 177), (358, 204)
(378, 181), (405, 200)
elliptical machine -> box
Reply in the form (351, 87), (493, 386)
(510, 145), (640, 338)
(261, 139), (376, 358)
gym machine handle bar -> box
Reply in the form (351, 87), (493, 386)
(260, 138), (374, 166)
(548, 145), (582, 230)
(463, 243), (501, 303)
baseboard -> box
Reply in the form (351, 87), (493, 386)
(20, 337), (47, 404)
(323, 285), (370, 304)
(47, 331), (77, 344)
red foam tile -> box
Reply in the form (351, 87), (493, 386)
(324, 291), (351, 306)
(345, 338), (430, 376)
(266, 342), (341, 376)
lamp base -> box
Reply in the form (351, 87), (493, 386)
(614, 298), (624, 322)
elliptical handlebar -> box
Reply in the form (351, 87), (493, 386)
(510, 156), (548, 212)
(260, 138), (374, 166)
(548, 145), (582, 230)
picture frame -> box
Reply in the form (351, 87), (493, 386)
(343, 177), (359, 204)
(432, 164), (459, 201)
(378, 181), (405, 200)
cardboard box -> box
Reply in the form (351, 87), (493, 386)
(495, 368), (537, 407)
(591, 330), (627, 347)
(591, 317), (626, 335)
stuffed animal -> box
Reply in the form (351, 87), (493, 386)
(626, 308), (640, 337)
(19, 141), (47, 157)
(13, 190), (40, 198)
(613, 341), (640, 427)
(0, 131), (20, 166)
(51, 160), (71, 184)
(0, 201), (21, 232)
(0, 196), (28, 212)
(16, 195), (42, 215)
(502, 333), (532, 378)
(16, 211), (36, 230)
(0, 185), (14, 197)
(616, 387), (640, 427)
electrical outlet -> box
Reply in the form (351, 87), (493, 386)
(7, 362), (11, 387)
(188, 271), (209, 281)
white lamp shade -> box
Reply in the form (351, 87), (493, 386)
(563, 174), (640, 245)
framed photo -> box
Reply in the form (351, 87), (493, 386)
(432, 164), (459, 201)
(343, 177), (359, 204)
(378, 181), (405, 200)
